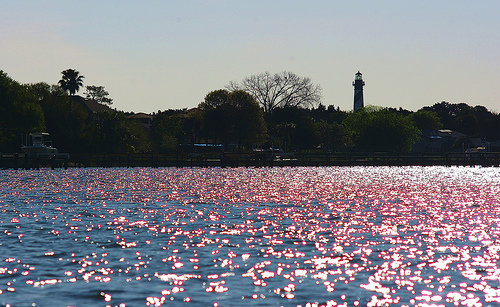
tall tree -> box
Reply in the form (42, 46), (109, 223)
(58, 69), (85, 96)
(85, 85), (113, 105)
(200, 89), (230, 110)
(229, 90), (267, 148)
(199, 89), (267, 148)
(199, 89), (232, 144)
(227, 71), (322, 112)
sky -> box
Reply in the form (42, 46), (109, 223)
(2, 1), (499, 113)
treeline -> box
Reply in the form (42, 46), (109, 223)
(1, 69), (500, 155)
(0, 70), (149, 154)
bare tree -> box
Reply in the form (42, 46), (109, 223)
(227, 71), (322, 112)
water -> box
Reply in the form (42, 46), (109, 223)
(0, 166), (499, 306)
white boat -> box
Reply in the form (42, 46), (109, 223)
(21, 132), (58, 158)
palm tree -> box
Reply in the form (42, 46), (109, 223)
(58, 69), (84, 96)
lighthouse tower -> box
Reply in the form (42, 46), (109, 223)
(353, 71), (365, 112)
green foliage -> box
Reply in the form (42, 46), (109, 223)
(343, 108), (420, 152)
(199, 89), (230, 110)
(85, 85), (113, 105)
(314, 120), (349, 152)
(266, 105), (349, 152)
(3, 69), (500, 156)
(422, 102), (500, 139)
(29, 80), (149, 154)
(151, 113), (185, 152)
(421, 102), (472, 133)
(0, 71), (45, 151)
(32, 82), (91, 153)
(230, 90), (268, 148)
(410, 110), (443, 130)
(199, 89), (232, 144)
(88, 112), (150, 154)
(310, 105), (349, 151)
(150, 108), (206, 153)
(198, 89), (267, 149)
(182, 108), (204, 145)
(266, 107), (314, 151)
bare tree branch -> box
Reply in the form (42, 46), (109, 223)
(227, 71), (321, 112)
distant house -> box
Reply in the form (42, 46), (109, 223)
(411, 129), (497, 153)
(412, 129), (467, 153)
(70, 95), (114, 114)
(127, 112), (153, 129)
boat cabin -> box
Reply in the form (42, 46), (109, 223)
(21, 132), (58, 158)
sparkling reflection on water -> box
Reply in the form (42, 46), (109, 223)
(0, 166), (499, 306)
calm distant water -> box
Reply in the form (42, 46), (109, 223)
(0, 166), (499, 306)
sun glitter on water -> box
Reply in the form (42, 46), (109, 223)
(0, 166), (499, 306)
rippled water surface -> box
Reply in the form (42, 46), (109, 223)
(1, 166), (500, 306)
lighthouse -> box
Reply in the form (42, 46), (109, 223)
(353, 71), (365, 112)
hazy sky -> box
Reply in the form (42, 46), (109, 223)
(2, 1), (499, 113)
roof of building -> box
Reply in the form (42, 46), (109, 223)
(71, 95), (114, 113)
(127, 113), (153, 120)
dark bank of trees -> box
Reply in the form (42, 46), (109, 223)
(0, 70), (149, 154)
(343, 107), (420, 152)
(0, 71), (45, 151)
(198, 89), (267, 149)
(1, 69), (500, 155)
(422, 102), (500, 140)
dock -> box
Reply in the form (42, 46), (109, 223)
(1, 151), (496, 169)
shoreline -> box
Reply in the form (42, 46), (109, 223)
(1, 152), (499, 169)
